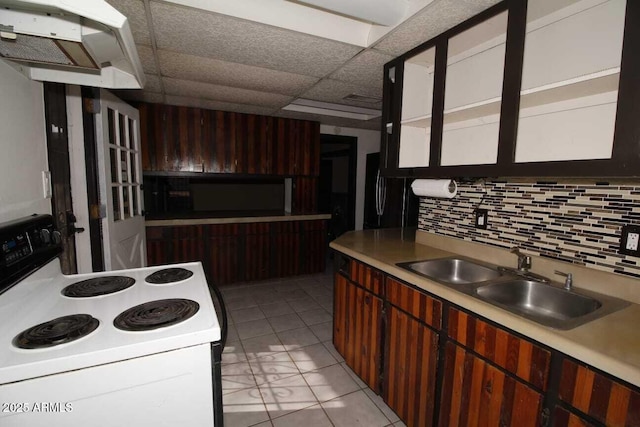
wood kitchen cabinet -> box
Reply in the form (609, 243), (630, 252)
(331, 252), (640, 427)
(146, 219), (326, 285)
(381, 0), (640, 178)
(439, 341), (543, 427)
(556, 357), (640, 426)
(137, 102), (320, 176)
(383, 277), (441, 427)
(333, 272), (383, 392)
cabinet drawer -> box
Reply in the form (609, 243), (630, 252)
(349, 259), (384, 297)
(386, 277), (442, 329)
(559, 358), (640, 427)
(447, 307), (550, 391)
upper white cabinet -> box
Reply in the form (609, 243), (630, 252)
(398, 47), (435, 168)
(441, 11), (508, 166)
(515, 0), (625, 163)
(380, 0), (640, 178)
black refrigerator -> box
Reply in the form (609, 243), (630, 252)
(363, 152), (419, 229)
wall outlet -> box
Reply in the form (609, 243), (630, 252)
(475, 209), (488, 229)
(619, 225), (640, 256)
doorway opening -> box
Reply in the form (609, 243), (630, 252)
(318, 134), (357, 243)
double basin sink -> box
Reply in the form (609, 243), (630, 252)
(397, 257), (629, 330)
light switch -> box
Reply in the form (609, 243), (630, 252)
(42, 171), (52, 199)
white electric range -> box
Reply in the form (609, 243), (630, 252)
(0, 215), (226, 427)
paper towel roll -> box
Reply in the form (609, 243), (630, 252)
(411, 179), (457, 198)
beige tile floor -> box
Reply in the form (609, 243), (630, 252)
(220, 270), (407, 427)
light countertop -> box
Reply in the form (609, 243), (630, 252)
(330, 228), (640, 388)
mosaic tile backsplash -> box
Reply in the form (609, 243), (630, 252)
(417, 181), (640, 279)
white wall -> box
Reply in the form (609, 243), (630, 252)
(320, 125), (380, 230)
(0, 61), (50, 222)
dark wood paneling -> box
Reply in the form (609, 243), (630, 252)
(243, 222), (271, 282)
(438, 341), (543, 427)
(348, 259), (384, 297)
(272, 221), (301, 277)
(384, 306), (438, 427)
(448, 306), (550, 391)
(138, 102), (319, 177)
(333, 274), (383, 393)
(385, 277), (442, 329)
(146, 220), (326, 285)
(300, 219), (326, 274)
(553, 406), (598, 427)
(558, 358), (640, 427)
(292, 177), (318, 214)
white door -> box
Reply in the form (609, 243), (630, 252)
(96, 89), (146, 270)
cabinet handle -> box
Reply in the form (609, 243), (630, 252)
(365, 295), (371, 305)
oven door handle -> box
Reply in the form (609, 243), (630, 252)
(210, 284), (228, 350)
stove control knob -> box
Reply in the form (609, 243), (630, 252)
(40, 228), (51, 244)
(52, 230), (62, 244)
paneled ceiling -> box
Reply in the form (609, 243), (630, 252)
(108, 0), (500, 130)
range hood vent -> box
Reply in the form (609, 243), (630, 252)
(0, 0), (145, 89)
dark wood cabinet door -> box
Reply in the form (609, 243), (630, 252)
(271, 221), (302, 277)
(333, 274), (383, 392)
(243, 222), (271, 282)
(439, 341), (543, 427)
(558, 358), (640, 427)
(384, 306), (438, 427)
(202, 109), (237, 173)
(236, 114), (271, 175)
(552, 406), (598, 427)
(138, 102), (165, 171)
(448, 306), (551, 391)
(291, 177), (318, 214)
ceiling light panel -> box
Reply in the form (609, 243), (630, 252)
(163, 77), (293, 108)
(373, 0), (501, 56)
(105, 0), (152, 46)
(293, 0), (407, 26)
(158, 50), (319, 96)
(150, 2), (362, 77)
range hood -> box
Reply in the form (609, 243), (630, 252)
(0, 0), (145, 89)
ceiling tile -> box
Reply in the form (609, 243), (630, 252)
(164, 95), (277, 116)
(157, 50), (318, 96)
(373, 0), (501, 56)
(163, 78), (293, 108)
(105, 0), (152, 46)
(143, 74), (162, 93)
(136, 45), (158, 75)
(301, 79), (382, 109)
(330, 50), (394, 90)
(150, 2), (362, 77)
(113, 90), (164, 105)
(275, 109), (381, 131)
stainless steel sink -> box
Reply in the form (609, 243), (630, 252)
(475, 279), (629, 330)
(398, 257), (502, 286)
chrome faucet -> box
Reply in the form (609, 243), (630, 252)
(511, 247), (532, 271)
(555, 270), (573, 291)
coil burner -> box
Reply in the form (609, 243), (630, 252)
(62, 276), (135, 297)
(13, 314), (100, 349)
(114, 299), (200, 331)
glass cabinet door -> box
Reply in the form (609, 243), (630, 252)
(440, 10), (509, 166)
(398, 46), (436, 168)
(515, 0), (626, 163)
